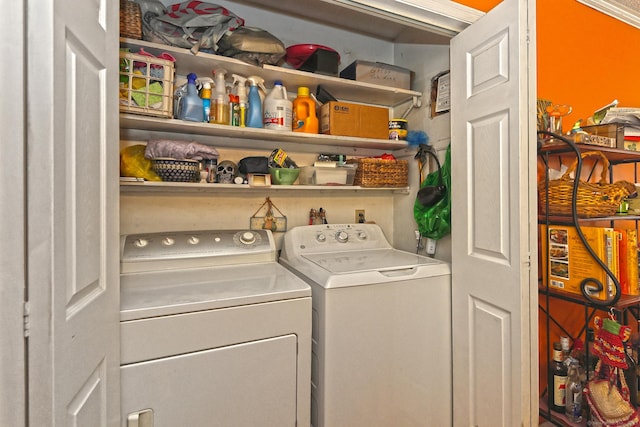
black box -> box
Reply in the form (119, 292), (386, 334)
(299, 49), (340, 76)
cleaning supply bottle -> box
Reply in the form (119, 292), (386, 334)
(232, 74), (248, 127)
(263, 80), (292, 131)
(210, 69), (229, 125)
(178, 73), (204, 122)
(201, 80), (212, 123)
(246, 76), (265, 128)
(293, 86), (319, 133)
(229, 94), (240, 126)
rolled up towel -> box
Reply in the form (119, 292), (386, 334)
(145, 139), (219, 160)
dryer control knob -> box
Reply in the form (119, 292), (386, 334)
(162, 237), (175, 246)
(240, 231), (256, 245)
(188, 236), (200, 245)
(336, 230), (349, 243)
(133, 238), (148, 248)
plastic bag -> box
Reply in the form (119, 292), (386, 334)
(143, 2), (244, 54)
(120, 145), (162, 181)
(414, 144), (451, 240)
(217, 27), (286, 66)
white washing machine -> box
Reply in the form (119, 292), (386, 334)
(279, 224), (452, 427)
(119, 229), (311, 427)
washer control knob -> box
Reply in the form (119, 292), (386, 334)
(336, 230), (349, 243)
(239, 231), (256, 245)
(162, 237), (175, 246)
(357, 232), (367, 240)
(188, 236), (200, 245)
(316, 233), (327, 242)
(133, 238), (148, 248)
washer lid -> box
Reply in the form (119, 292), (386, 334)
(301, 248), (443, 274)
(120, 262), (310, 321)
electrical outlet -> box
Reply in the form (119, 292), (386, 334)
(355, 209), (365, 223)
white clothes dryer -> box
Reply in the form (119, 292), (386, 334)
(279, 224), (452, 427)
(119, 229), (311, 427)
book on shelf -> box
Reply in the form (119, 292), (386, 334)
(621, 228), (640, 295)
(540, 224), (640, 300)
(540, 224), (611, 300)
(606, 228), (620, 297)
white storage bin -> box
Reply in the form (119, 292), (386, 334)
(299, 165), (356, 185)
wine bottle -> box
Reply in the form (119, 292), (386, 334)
(550, 341), (568, 413)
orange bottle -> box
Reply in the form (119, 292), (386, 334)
(293, 86), (319, 133)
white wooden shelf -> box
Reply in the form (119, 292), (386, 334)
(120, 113), (412, 155)
(120, 38), (422, 108)
(120, 180), (410, 195)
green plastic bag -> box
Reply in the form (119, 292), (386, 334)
(414, 144), (451, 240)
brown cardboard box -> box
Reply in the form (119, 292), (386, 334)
(320, 101), (389, 139)
(340, 60), (413, 90)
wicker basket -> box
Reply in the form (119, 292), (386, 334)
(348, 158), (409, 188)
(539, 150), (633, 218)
(120, 0), (142, 40)
(119, 51), (174, 118)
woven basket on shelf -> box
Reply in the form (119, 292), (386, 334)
(152, 158), (200, 182)
(348, 158), (408, 188)
(539, 150), (634, 218)
(120, 0), (142, 40)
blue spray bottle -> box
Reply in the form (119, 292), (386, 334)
(178, 72), (204, 122)
(246, 76), (265, 128)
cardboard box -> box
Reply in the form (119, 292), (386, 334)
(320, 101), (389, 139)
(340, 60), (413, 90)
(540, 224), (615, 301)
(577, 123), (624, 148)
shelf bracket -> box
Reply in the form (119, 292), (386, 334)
(400, 96), (422, 119)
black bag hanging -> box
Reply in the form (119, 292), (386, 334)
(414, 144), (451, 240)
(415, 145), (446, 208)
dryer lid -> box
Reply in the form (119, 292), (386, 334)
(120, 262), (310, 321)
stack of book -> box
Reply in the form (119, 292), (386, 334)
(601, 107), (640, 151)
(540, 224), (640, 299)
(576, 107), (640, 150)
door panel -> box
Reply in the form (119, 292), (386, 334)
(26, 0), (120, 425)
(1, 2), (26, 426)
(451, 0), (538, 425)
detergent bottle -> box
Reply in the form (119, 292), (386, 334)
(178, 73), (204, 122)
(263, 80), (292, 131)
(200, 79), (212, 123)
(232, 74), (248, 127)
(246, 76), (266, 128)
(210, 69), (229, 125)
(293, 86), (319, 133)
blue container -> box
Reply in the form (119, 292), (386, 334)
(178, 73), (204, 122)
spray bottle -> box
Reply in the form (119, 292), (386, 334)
(263, 80), (292, 131)
(199, 77), (214, 123)
(178, 72), (204, 122)
(232, 74), (248, 127)
(210, 69), (229, 125)
(246, 76), (266, 128)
